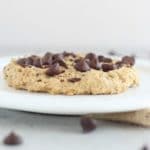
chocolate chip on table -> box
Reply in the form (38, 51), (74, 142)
(68, 78), (81, 82)
(102, 63), (114, 72)
(3, 132), (22, 146)
(141, 145), (150, 150)
(80, 116), (97, 133)
(122, 56), (135, 66)
(46, 63), (64, 76)
(75, 59), (90, 72)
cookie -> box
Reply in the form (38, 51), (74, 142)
(3, 52), (139, 95)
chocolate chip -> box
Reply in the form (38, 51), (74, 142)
(53, 53), (64, 61)
(3, 132), (22, 146)
(63, 51), (76, 57)
(85, 53), (97, 60)
(89, 58), (101, 70)
(75, 59), (90, 72)
(33, 57), (42, 68)
(102, 63), (114, 72)
(17, 58), (26, 67)
(25, 57), (33, 66)
(98, 56), (112, 63)
(141, 145), (150, 150)
(53, 59), (67, 69)
(98, 55), (105, 62)
(80, 116), (97, 133)
(122, 56), (135, 66)
(46, 63), (64, 76)
(68, 78), (81, 82)
(42, 52), (53, 65)
(115, 61), (124, 68)
(103, 57), (112, 63)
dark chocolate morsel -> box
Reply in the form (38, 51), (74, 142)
(122, 56), (135, 66)
(89, 58), (101, 70)
(3, 132), (22, 146)
(98, 55), (105, 62)
(33, 57), (42, 68)
(63, 51), (76, 57)
(68, 78), (81, 82)
(17, 58), (26, 67)
(46, 63), (64, 76)
(75, 59), (90, 72)
(102, 63), (114, 72)
(85, 53), (97, 60)
(103, 57), (112, 63)
(42, 52), (53, 65)
(80, 116), (97, 133)
(115, 61), (124, 69)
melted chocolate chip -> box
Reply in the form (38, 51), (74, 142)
(46, 63), (64, 76)
(102, 63), (114, 72)
(75, 59), (90, 72)
(80, 116), (97, 133)
(68, 78), (81, 82)
(122, 56), (135, 66)
(3, 132), (22, 146)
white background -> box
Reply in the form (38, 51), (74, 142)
(0, 0), (150, 52)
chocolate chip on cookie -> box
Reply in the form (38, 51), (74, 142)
(85, 53), (97, 60)
(42, 52), (53, 65)
(68, 78), (81, 82)
(63, 51), (76, 57)
(32, 57), (42, 68)
(25, 57), (33, 66)
(102, 63), (114, 72)
(46, 63), (64, 76)
(115, 61), (124, 69)
(103, 57), (112, 63)
(98, 55), (105, 62)
(89, 58), (101, 70)
(75, 59), (90, 72)
(17, 58), (26, 67)
(122, 56), (135, 66)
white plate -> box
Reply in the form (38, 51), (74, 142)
(0, 56), (150, 115)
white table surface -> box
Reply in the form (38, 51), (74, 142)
(0, 49), (150, 150)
